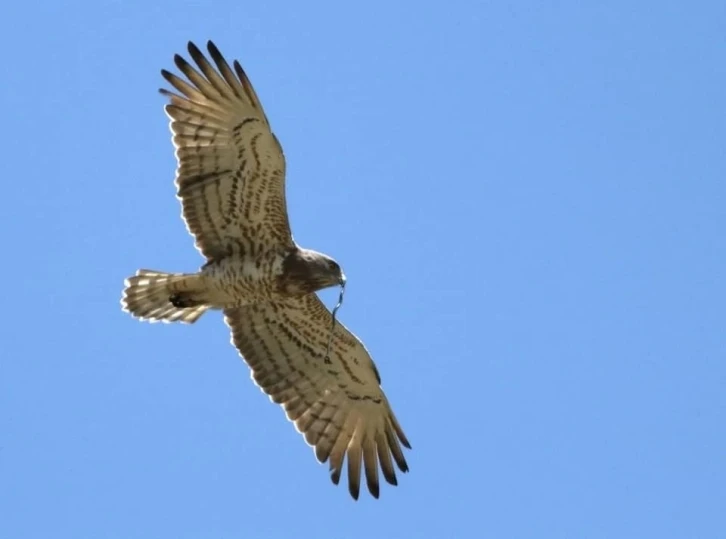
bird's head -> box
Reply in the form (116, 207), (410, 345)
(280, 248), (346, 295)
(309, 252), (346, 290)
(320, 254), (346, 286)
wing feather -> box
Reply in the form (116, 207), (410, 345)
(186, 43), (238, 101)
(314, 402), (349, 462)
(376, 430), (398, 485)
(224, 294), (410, 499)
(362, 433), (380, 498)
(161, 41), (293, 259)
(207, 42), (248, 99)
(347, 421), (364, 500)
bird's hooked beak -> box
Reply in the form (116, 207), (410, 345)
(339, 272), (347, 286)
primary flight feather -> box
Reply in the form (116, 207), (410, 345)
(121, 41), (410, 499)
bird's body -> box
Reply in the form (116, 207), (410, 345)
(121, 41), (410, 499)
(205, 248), (286, 305)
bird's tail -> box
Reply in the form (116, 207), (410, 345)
(121, 269), (209, 324)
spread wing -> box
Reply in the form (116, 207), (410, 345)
(224, 295), (411, 499)
(160, 41), (293, 260)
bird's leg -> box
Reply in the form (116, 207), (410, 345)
(169, 293), (205, 308)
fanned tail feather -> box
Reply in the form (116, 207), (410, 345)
(121, 269), (208, 324)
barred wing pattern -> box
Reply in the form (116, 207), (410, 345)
(224, 294), (411, 499)
(161, 41), (293, 259)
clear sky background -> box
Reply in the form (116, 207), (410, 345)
(1, 1), (724, 538)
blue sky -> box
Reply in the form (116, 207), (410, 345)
(1, 1), (724, 537)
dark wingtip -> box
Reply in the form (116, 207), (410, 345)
(382, 470), (398, 486)
(207, 40), (221, 56)
(233, 59), (246, 75)
(206, 41), (228, 70)
(173, 53), (189, 71)
(186, 42), (207, 69)
(349, 482), (360, 500)
(187, 41), (202, 56)
(159, 71), (175, 96)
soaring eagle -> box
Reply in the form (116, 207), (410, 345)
(121, 41), (410, 499)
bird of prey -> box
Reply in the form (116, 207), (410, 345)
(121, 41), (410, 499)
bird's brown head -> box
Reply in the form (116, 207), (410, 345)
(280, 248), (346, 295)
